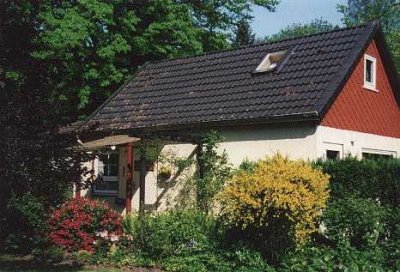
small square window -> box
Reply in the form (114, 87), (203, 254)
(326, 150), (340, 160)
(364, 54), (377, 91)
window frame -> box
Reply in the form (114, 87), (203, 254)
(363, 54), (377, 91)
(326, 150), (340, 160)
(92, 150), (119, 195)
(254, 50), (287, 73)
(322, 142), (343, 160)
(361, 148), (396, 160)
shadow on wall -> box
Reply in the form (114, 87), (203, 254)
(221, 122), (317, 142)
(145, 148), (197, 211)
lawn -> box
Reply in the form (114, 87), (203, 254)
(0, 254), (161, 272)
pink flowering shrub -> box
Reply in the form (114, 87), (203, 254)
(48, 197), (121, 252)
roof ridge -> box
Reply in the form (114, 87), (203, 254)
(150, 21), (376, 65)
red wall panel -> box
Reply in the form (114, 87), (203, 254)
(321, 39), (400, 138)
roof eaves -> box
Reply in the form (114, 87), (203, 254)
(88, 111), (320, 137)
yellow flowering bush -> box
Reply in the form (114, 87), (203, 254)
(217, 154), (330, 245)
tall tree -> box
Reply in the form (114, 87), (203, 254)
(32, 0), (280, 122)
(338, 0), (400, 72)
(0, 1), (92, 247)
(232, 19), (256, 48)
(265, 18), (336, 42)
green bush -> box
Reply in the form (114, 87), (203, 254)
(315, 157), (400, 270)
(314, 157), (400, 207)
(122, 210), (217, 258)
(322, 196), (386, 248)
(382, 207), (400, 270)
(281, 245), (386, 272)
(218, 155), (330, 263)
(32, 246), (64, 264)
(162, 248), (275, 272)
(4, 194), (48, 253)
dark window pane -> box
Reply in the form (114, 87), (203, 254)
(362, 152), (393, 160)
(366, 59), (373, 83)
(326, 150), (340, 160)
(95, 151), (119, 193)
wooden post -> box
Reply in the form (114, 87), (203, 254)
(125, 143), (133, 213)
(196, 143), (204, 179)
(196, 143), (204, 209)
(139, 143), (146, 213)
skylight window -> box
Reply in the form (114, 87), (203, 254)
(255, 50), (287, 73)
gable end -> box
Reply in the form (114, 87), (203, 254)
(321, 39), (400, 138)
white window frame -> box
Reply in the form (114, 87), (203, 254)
(363, 54), (377, 91)
(362, 148), (396, 159)
(255, 50), (286, 73)
(322, 142), (344, 160)
(93, 150), (119, 195)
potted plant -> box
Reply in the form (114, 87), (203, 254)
(158, 165), (172, 181)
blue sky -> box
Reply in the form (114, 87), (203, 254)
(251, 0), (347, 38)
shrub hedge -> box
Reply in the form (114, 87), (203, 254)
(217, 155), (330, 263)
(48, 198), (122, 252)
(314, 157), (400, 207)
(314, 157), (400, 271)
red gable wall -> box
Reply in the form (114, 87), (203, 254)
(321, 39), (400, 138)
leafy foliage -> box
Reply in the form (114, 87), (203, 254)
(122, 210), (216, 259)
(231, 19), (256, 48)
(121, 209), (274, 272)
(218, 155), (330, 243)
(197, 131), (232, 213)
(0, 74), (93, 251)
(162, 247), (275, 272)
(266, 18), (336, 41)
(48, 198), (122, 252)
(3, 194), (49, 254)
(217, 155), (329, 263)
(314, 157), (400, 207)
(281, 244), (386, 272)
(2, 0), (277, 121)
(315, 157), (400, 270)
(322, 196), (386, 249)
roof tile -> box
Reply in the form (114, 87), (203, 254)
(83, 22), (379, 132)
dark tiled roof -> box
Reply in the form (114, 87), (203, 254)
(82, 21), (381, 133)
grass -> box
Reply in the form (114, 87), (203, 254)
(0, 254), (161, 272)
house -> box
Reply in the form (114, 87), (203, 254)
(71, 21), (400, 213)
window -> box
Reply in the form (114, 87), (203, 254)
(326, 150), (340, 160)
(93, 151), (119, 194)
(364, 54), (377, 91)
(362, 148), (396, 160)
(255, 50), (286, 73)
(362, 152), (393, 160)
(322, 142), (343, 160)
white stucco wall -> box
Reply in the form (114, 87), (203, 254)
(316, 126), (400, 159)
(218, 123), (318, 166)
(81, 123), (400, 213)
(129, 123), (318, 211)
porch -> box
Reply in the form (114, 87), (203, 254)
(75, 132), (204, 214)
